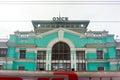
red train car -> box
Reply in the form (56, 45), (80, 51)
(0, 77), (22, 80)
(0, 70), (120, 80)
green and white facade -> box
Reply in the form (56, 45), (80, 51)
(3, 17), (120, 71)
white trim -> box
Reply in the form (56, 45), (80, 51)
(76, 60), (86, 63)
(26, 48), (36, 52)
(14, 59), (35, 62)
(47, 38), (75, 50)
(0, 61), (6, 65)
(36, 28), (85, 38)
(110, 62), (118, 64)
(36, 48), (47, 51)
(58, 29), (64, 40)
(76, 48), (86, 51)
(86, 48), (96, 53)
(116, 47), (120, 49)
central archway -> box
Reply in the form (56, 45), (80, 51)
(51, 42), (71, 71)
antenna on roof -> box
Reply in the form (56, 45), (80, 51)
(59, 12), (61, 18)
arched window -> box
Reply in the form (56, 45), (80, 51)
(52, 42), (70, 60)
(51, 42), (71, 71)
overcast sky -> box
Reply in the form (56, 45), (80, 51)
(0, 0), (120, 39)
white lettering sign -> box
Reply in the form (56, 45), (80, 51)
(52, 17), (68, 21)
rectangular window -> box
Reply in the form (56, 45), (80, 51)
(76, 63), (86, 71)
(0, 65), (3, 70)
(18, 66), (25, 70)
(37, 51), (46, 60)
(0, 48), (7, 57)
(51, 63), (71, 71)
(76, 51), (85, 60)
(98, 67), (104, 71)
(37, 51), (46, 71)
(116, 49), (120, 59)
(36, 63), (46, 71)
(19, 50), (26, 59)
(97, 50), (103, 59)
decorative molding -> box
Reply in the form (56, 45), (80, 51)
(76, 48), (86, 51)
(14, 59), (35, 62)
(16, 44), (36, 48)
(106, 42), (116, 47)
(36, 28), (85, 38)
(36, 48), (47, 51)
(85, 44), (106, 48)
(58, 29), (64, 40)
(86, 59), (108, 62)
(47, 38), (75, 50)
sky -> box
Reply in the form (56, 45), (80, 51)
(0, 0), (120, 39)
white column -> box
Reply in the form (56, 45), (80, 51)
(71, 49), (76, 71)
(46, 50), (51, 71)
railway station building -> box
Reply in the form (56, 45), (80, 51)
(1, 17), (120, 72)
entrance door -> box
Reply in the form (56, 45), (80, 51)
(51, 42), (71, 71)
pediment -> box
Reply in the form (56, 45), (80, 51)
(35, 28), (86, 38)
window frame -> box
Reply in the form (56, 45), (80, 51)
(18, 66), (25, 70)
(98, 66), (104, 71)
(76, 51), (85, 60)
(76, 63), (86, 71)
(116, 49), (120, 59)
(37, 51), (46, 60)
(97, 50), (103, 59)
(19, 50), (26, 59)
(0, 48), (7, 57)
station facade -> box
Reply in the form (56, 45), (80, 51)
(1, 17), (120, 71)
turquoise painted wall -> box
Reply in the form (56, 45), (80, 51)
(87, 53), (109, 59)
(7, 47), (16, 58)
(64, 32), (112, 48)
(13, 62), (36, 71)
(9, 32), (114, 48)
(87, 53), (96, 59)
(7, 30), (116, 71)
(14, 52), (36, 59)
(106, 35), (115, 42)
(64, 32), (87, 48)
(87, 62), (109, 71)
(35, 32), (58, 47)
(88, 38), (106, 44)
(104, 53), (109, 59)
(17, 38), (35, 44)
(9, 35), (17, 42)
(3, 63), (13, 70)
(110, 64), (117, 71)
(107, 47), (116, 59)
(26, 52), (36, 59)
(109, 62), (120, 71)
(14, 52), (19, 59)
